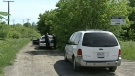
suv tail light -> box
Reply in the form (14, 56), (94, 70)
(77, 49), (82, 57)
(118, 49), (121, 57)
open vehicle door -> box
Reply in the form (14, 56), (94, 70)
(32, 36), (39, 45)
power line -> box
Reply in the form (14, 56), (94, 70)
(23, 19), (25, 24)
(13, 19), (15, 25)
(3, 0), (14, 25)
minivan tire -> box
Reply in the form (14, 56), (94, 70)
(109, 66), (117, 72)
(73, 58), (80, 72)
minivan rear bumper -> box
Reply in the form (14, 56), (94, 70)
(75, 57), (121, 67)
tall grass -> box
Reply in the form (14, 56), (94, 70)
(120, 41), (135, 61)
(0, 38), (30, 74)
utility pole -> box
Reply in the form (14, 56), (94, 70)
(3, 0), (14, 25)
(23, 19), (25, 24)
(13, 19), (15, 25)
(26, 19), (30, 23)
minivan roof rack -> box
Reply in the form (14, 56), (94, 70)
(84, 29), (109, 31)
(86, 29), (102, 31)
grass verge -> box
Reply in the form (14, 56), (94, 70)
(120, 41), (135, 61)
(0, 38), (30, 74)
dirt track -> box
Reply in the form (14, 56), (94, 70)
(3, 42), (135, 76)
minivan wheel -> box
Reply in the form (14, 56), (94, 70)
(73, 58), (80, 71)
(64, 52), (68, 62)
(109, 66), (117, 72)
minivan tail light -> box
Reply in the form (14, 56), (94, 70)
(118, 49), (121, 57)
(77, 49), (82, 57)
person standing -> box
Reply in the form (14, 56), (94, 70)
(52, 34), (56, 49)
(45, 33), (50, 49)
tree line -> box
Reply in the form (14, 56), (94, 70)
(38, 0), (135, 50)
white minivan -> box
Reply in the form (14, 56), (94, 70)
(64, 30), (121, 72)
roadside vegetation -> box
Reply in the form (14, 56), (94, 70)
(0, 12), (40, 74)
(0, 23), (40, 74)
(120, 41), (135, 61)
(0, 39), (30, 74)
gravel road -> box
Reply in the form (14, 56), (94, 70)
(3, 42), (135, 76)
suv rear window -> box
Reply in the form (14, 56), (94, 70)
(82, 33), (118, 47)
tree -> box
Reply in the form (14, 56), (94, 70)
(128, 0), (135, 26)
(37, 10), (56, 35)
(23, 22), (31, 27)
(0, 12), (8, 24)
(14, 23), (23, 26)
(32, 22), (36, 26)
(120, 0), (135, 40)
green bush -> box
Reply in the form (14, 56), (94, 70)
(6, 31), (21, 39)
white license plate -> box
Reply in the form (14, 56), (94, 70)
(40, 43), (46, 46)
(97, 52), (104, 57)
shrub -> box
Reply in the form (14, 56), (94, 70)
(6, 31), (21, 39)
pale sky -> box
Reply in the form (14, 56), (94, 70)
(0, 0), (59, 25)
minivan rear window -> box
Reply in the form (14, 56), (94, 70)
(82, 33), (118, 47)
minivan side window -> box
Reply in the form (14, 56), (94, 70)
(69, 33), (75, 41)
(82, 33), (118, 47)
(71, 32), (78, 43)
(74, 33), (82, 44)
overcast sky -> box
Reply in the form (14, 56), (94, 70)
(0, 0), (59, 25)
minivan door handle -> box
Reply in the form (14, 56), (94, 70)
(99, 48), (103, 50)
